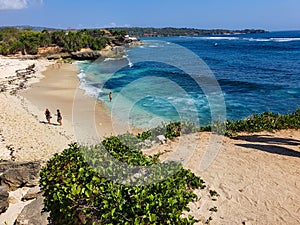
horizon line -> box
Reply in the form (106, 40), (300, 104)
(1, 25), (300, 32)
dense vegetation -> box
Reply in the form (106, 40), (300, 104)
(0, 27), (127, 55)
(40, 130), (207, 224)
(108, 27), (266, 37)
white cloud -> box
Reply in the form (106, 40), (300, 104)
(0, 0), (43, 10)
(109, 22), (117, 28)
(0, 0), (27, 10)
(102, 22), (132, 28)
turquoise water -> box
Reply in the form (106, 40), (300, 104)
(77, 31), (300, 129)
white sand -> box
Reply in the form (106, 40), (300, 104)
(0, 56), (50, 91)
(0, 57), (74, 162)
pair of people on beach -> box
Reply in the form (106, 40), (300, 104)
(45, 108), (62, 126)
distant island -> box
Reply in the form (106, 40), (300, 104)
(108, 27), (267, 37)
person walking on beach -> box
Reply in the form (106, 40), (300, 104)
(56, 109), (62, 126)
(45, 108), (52, 124)
(109, 92), (112, 102)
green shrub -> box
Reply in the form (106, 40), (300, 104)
(225, 110), (300, 136)
(165, 122), (181, 139)
(40, 139), (206, 224)
(137, 121), (199, 142)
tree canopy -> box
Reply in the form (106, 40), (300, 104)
(0, 27), (127, 55)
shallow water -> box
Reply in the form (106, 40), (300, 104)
(77, 31), (300, 129)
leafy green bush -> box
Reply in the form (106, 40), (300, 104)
(225, 110), (300, 136)
(136, 130), (152, 141)
(165, 122), (181, 139)
(40, 138), (206, 224)
(137, 121), (199, 142)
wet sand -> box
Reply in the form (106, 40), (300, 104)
(21, 62), (131, 143)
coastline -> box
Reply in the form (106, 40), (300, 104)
(0, 56), (299, 224)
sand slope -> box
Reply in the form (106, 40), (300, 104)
(145, 130), (300, 224)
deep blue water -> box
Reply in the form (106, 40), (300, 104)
(77, 31), (300, 129)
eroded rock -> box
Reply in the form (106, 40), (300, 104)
(22, 186), (41, 201)
(15, 195), (49, 225)
(0, 186), (9, 214)
(0, 161), (40, 191)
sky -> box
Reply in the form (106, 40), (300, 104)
(0, 0), (299, 31)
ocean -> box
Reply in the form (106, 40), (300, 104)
(77, 31), (300, 129)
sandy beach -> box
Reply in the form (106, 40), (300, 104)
(0, 56), (138, 162)
(0, 57), (74, 162)
(0, 56), (299, 224)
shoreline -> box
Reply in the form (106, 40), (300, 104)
(0, 54), (143, 163)
(21, 60), (141, 143)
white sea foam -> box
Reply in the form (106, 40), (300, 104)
(77, 72), (102, 98)
(127, 56), (133, 67)
(167, 96), (196, 107)
(104, 57), (120, 62)
(79, 81), (102, 98)
(148, 45), (159, 48)
(244, 37), (300, 42)
(189, 36), (300, 43)
(195, 36), (239, 41)
(77, 72), (86, 79)
(270, 38), (300, 42)
(246, 38), (270, 42)
(124, 54), (133, 67)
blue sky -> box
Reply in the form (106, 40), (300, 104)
(0, 0), (299, 31)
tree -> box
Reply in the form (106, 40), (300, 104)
(20, 31), (40, 54)
(8, 39), (24, 54)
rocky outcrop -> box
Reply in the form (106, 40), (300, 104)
(15, 194), (49, 225)
(46, 52), (71, 60)
(0, 161), (40, 191)
(0, 161), (46, 224)
(70, 50), (103, 60)
(38, 46), (62, 56)
(22, 186), (41, 201)
(0, 186), (9, 213)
